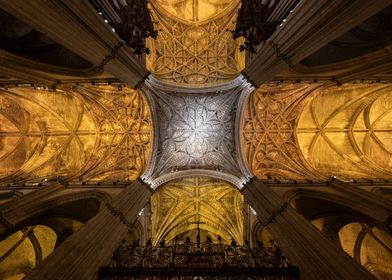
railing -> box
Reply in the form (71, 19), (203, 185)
(99, 237), (299, 279)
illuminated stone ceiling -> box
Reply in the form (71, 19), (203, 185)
(0, 85), (153, 184)
(297, 83), (392, 180)
(142, 76), (252, 188)
(241, 83), (392, 181)
(151, 176), (244, 245)
(146, 0), (244, 86)
(154, 0), (235, 21)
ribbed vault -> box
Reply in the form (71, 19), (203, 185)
(0, 85), (153, 183)
(150, 177), (244, 245)
(240, 83), (392, 181)
(297, 83), (392, 179)
(146, 0), (244, 86)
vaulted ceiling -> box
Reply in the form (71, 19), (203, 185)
(0, 0), (391, 265)
(0, 85), (153, 184)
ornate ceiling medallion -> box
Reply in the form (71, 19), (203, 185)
(140, 76), (251, 189)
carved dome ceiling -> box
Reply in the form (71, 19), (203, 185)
(141, 76), (252, 189)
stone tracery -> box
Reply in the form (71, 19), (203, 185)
(143, 77), (247, 187)
(0, 85), (153, 184)
(0, 1), (391, 279)
(240, 83), (322, 180)
(150, 176), (244, 245)
(241, 83), (392, 181)
(146, 0), (244, 85)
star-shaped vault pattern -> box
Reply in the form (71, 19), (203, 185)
(143, 79), (248, 186)
(155, 92), (238, 173)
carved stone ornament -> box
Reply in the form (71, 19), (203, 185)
(140, 76), (251, 189)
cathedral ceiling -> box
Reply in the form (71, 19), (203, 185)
(297, 83), (392, 180)
(150, 176), (244, 245)
(0, 85), (152, 184)
(146, 0), (244, 86)
(240, 83), (323, 180)
(241, 82), (392, 181)
(142, 77), (251, 188)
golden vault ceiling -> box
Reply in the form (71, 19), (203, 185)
(297, 83), (392, 180)
(0, 225), (57, 279)
(150, 177), (244, 245)
(240, 83), (323, 180)
(241, 83), (392, 181)
(146, 0), (244, 85)
(0, 2), (391, 280)
(0, 85), (153, 184)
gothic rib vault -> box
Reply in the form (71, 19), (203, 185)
(141, 75), (252, 188)
(0, 85), (153, 184)
(0, 0), (392, 279)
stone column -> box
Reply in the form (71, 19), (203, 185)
(0, 50), (56, 86)
(0, 181), (67, 238)
(244, 179), (376, 280)
(243, 0), (391, 86)
(0, 0), (148, 87)
(329, 178), (392, 232)
(25, 180), (152, 280)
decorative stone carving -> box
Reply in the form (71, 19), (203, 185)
(0, 85), (153, 184)
(151, 177), (244, 245)
(240, 83), (322, 180)
(142, 76), (249, 188)
(147, 0), (244, 85)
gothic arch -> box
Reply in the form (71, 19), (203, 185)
(285, 189), (379, 221)
(0, 190), (111, 239)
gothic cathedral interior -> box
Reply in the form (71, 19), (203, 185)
(0, 1), (391, 279)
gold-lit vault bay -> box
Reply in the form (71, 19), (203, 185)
(0, 85), (153, 183)
(146, 0), (244, 86)
(151, 177), (244, 245)
(154, 0), (235, 22)
(297, 84), (392, 180)
(240, 83), (322, 180)
(240, 83), (392, 180)
(0, 225), (57, 280)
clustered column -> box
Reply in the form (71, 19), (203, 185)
(0, 0), (147, 87)
(25, 180), (152, 280)
(0, 181), (67, 238)
(243, 0), (391, 85)
(243, 179), (376, 280)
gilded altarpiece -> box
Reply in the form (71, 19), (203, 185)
(0, 86), (152, 183)
(151, 177), (244, 245)
(147, 0), (244, 86)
